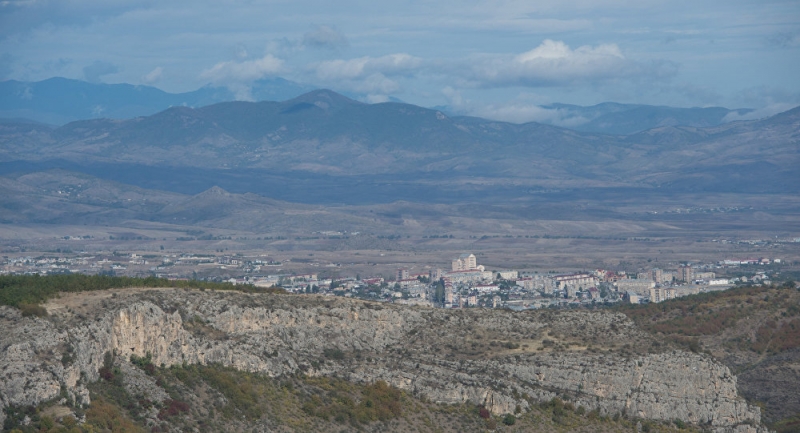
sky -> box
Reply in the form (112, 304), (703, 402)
(1, 0), (799, 123)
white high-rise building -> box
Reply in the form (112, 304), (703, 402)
(452, 253), (477, 271)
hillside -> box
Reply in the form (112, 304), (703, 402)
(0, 283), (770, 432)
(618, 282), (800, 431)
(544, 102), (752, 135)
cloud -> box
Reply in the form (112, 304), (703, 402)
(201, 54), (284, 83)
(441, 86), (589, 126)
(0, 0), (156, 41)
(364, 94), (390, 103)
(720, 85), (800, 121)
(82, 60), (119, 83)
(303, 25), (349, 50)
(141, 66), (163, 84)
(463, 39), (676, 88)
(722, 103), (797, 122)
(309, 53), (423, 99)
(200, 54), (285, 100)
(767, 32), (800, 48)
(474, 102), (590, 125)
(314, 53), (422, 80)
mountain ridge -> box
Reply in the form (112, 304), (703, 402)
(0, 89), (797, 206)
(2, 77), (785, 135)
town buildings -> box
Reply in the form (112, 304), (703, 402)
(452, 253), (479, 271)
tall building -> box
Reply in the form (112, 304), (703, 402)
(678, 265), (693, 282)
(452, 253), (477, 271)
(650, 287), (677, 303)
(397, 268), (409, 281)
(651, 268), (663, 283)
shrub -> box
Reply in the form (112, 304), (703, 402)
(302, 379), (403, 425)
(158, 399), (190, 420)
(478, 406), (491, 419)
(39, 416), (54, 430)
(19, 303), (47, 317)
(323, 348), (345, 360)
(99, 366), (114, 381)
(130, 353), (156, 375)
(85, 397), (145, 432)
(0, 274), (240, 308)
(502, 414), (516, 425)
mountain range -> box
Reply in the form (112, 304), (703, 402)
(0, 86), (797, 234)
(2, 88), (798, 191)
(0, 77), (315, 125)
(0, 77), (757, 135)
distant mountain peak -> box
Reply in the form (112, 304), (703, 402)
(284, 89), (361, 111)
(198, 186), (230, 196)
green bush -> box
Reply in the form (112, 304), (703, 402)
(302, 379), (403, 425)
(323, 348), (346, 360)
(130, 353), (156, 375)
(0, 274), (245, 308)
(502, 414), (516, 425)
(19, 303), (47, 317)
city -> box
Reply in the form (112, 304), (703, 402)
(2, 248), (790, 310)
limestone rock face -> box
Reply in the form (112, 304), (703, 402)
(0, 289), (768, 432)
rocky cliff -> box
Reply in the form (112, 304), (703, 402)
(0, 288), (767, 432)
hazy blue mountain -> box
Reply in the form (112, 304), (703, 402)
(432, 102), (754, 135)
(543, 102), (753, 135)
(0, 76), (763, 136)
(0, 90), (797, 205)
(0, 77), (315, 125)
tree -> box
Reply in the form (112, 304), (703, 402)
(434, 285), (445, 305)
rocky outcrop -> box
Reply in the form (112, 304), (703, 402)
(0, 289), (768, 432)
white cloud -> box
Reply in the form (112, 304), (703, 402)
(200, 54), (285, 100)
(309, 53), (422, 98)
(365, 94), (390, 103)
(474, 102), (590, 126)
(464, 39), (675, 87)
(201, 54), (284, 83)
(2, 0), (795, 109)
(357, 73), (400, 94)
(314, 53), (422, 80)
(442, 86), (589, 126)
(141, 66), (163, 84)
(722, 103), (797, 122)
